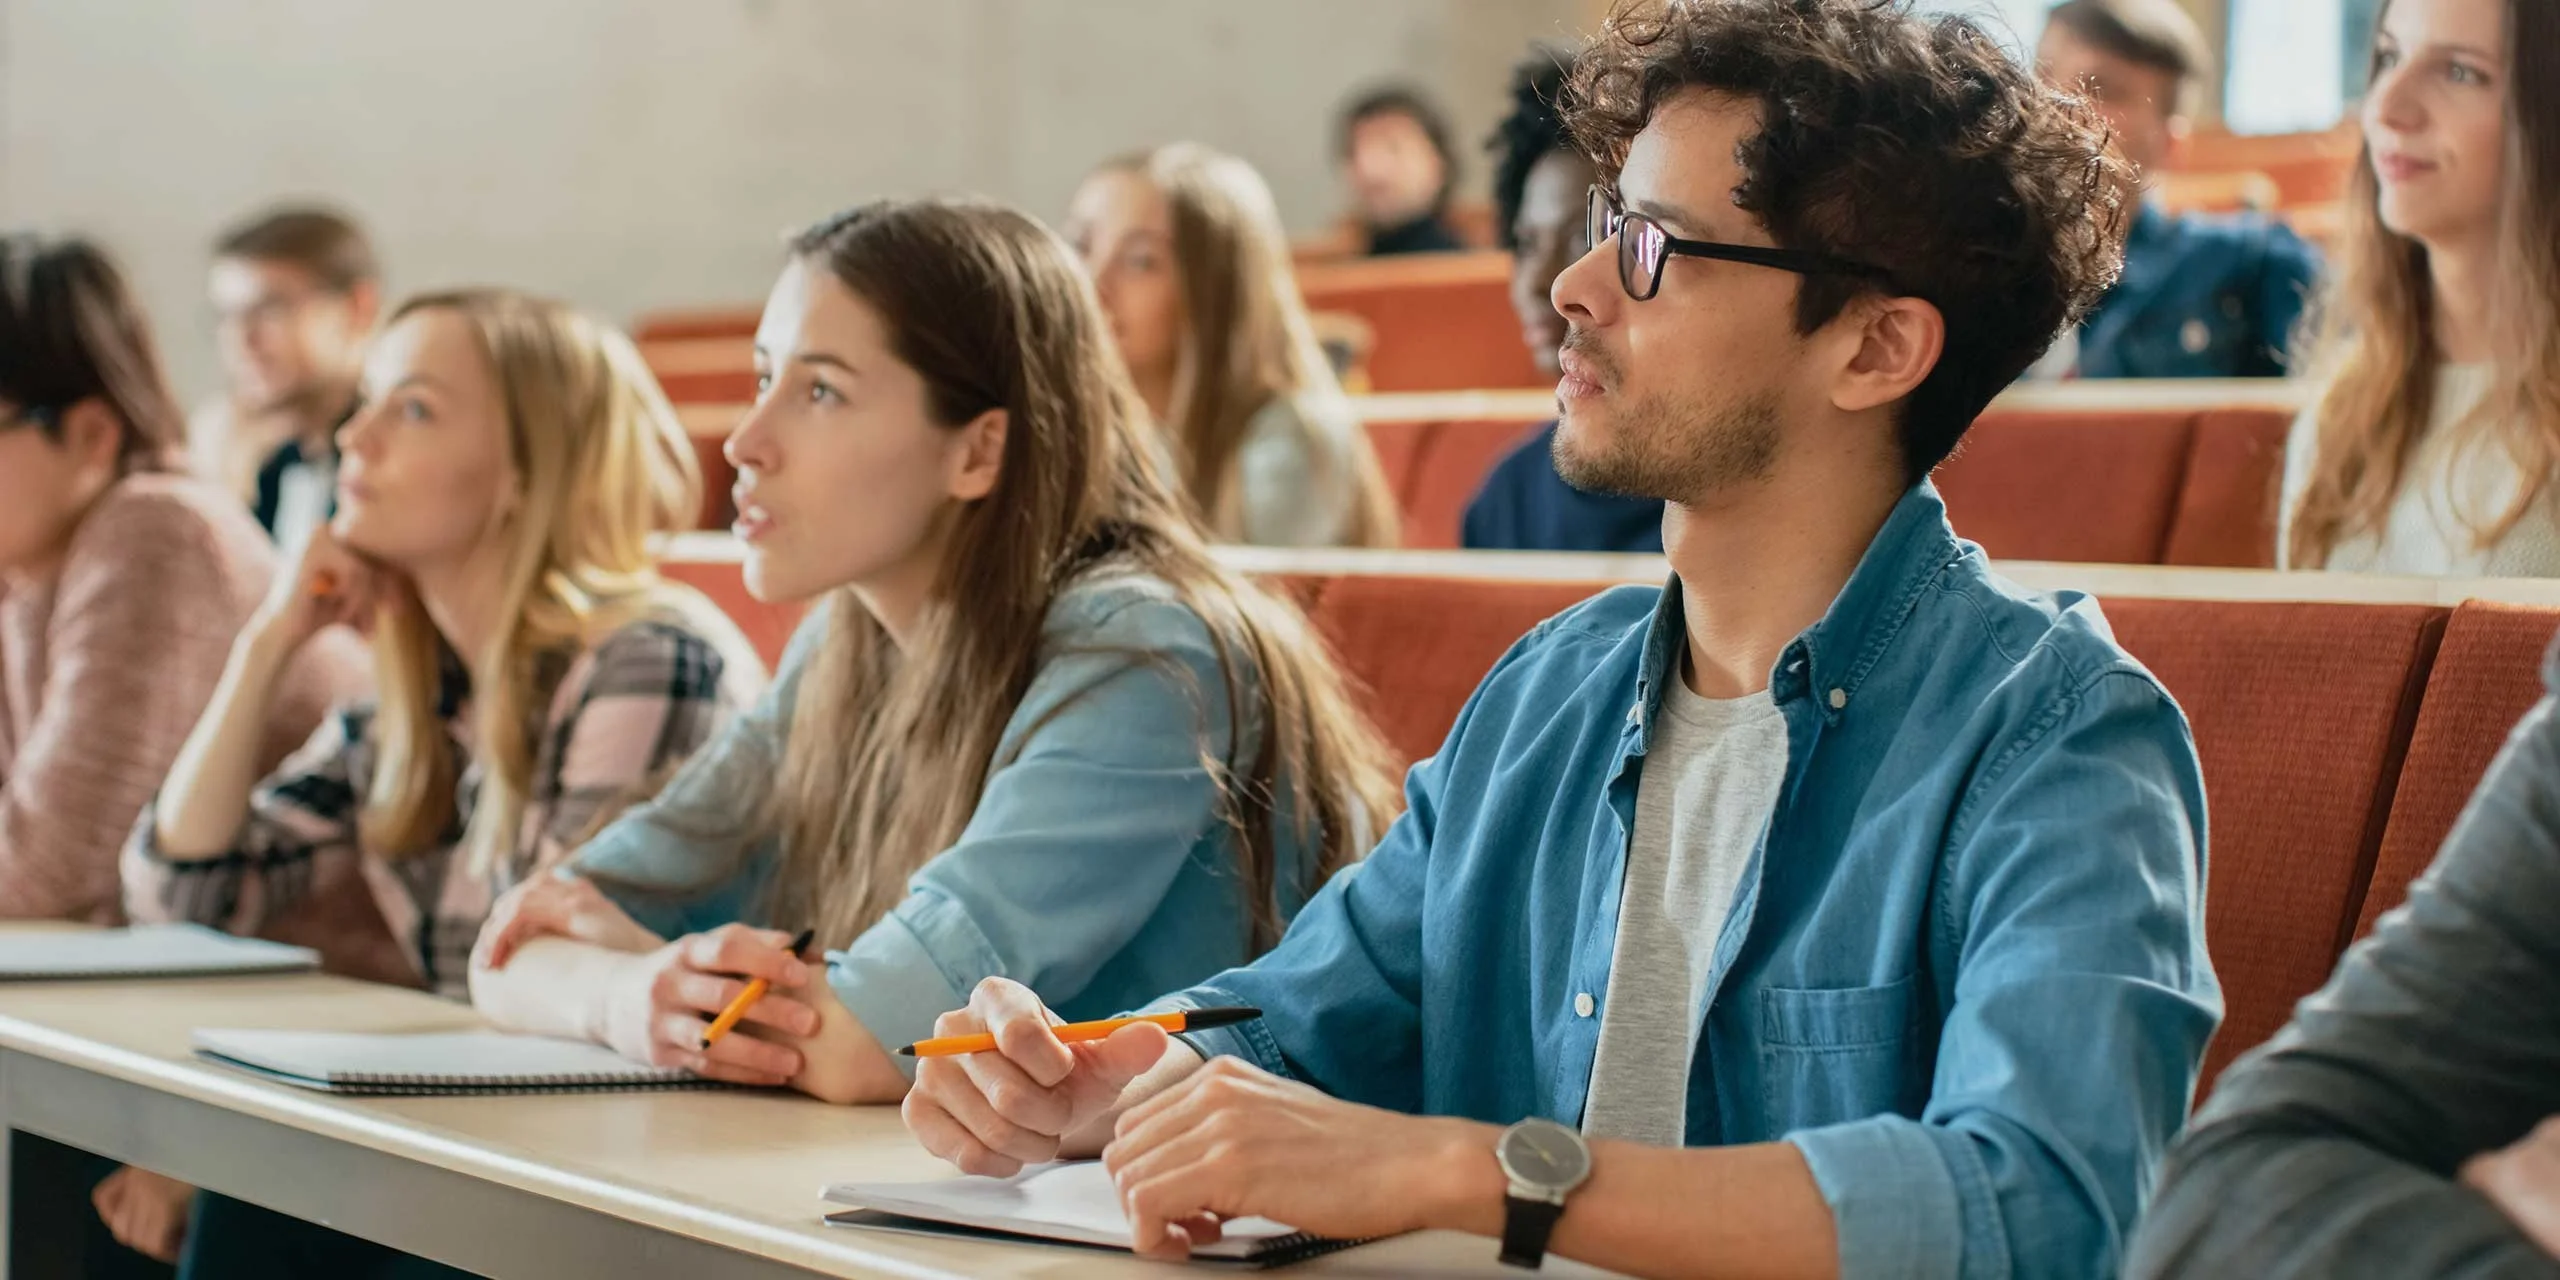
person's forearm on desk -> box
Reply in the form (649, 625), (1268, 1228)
(149, 622), (301, 859)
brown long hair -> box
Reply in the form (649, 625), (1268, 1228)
(2288, 0), (2560, 567)
(361, 289), (742, 874)
(1094, 144), (1399, 547)
(0, 234), (187, 473)
(769, 199), (1398, 952)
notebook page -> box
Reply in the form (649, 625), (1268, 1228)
(825, 1161), (1302, 1258)
(191, 1029), (693, 1086)
(0, 925), (318, 978)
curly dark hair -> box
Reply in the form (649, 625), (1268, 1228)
(1566, 0), (2133, 481)
(1488, 47), (1578, 251)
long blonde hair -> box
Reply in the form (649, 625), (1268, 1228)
(2288, 0), (2560, 567)
(1099, 144), (1399, 547)
(769, 199), (1399, 952)
(361, 289), (731, 875)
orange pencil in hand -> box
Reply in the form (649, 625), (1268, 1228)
(700, 928), (816, 1048)
(898, 1006), (1261, 1058)
(310, 569), (340, 599)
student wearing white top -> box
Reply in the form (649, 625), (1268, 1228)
(1063, 144), (1400, 548)
(2280, 0), (2560, 576)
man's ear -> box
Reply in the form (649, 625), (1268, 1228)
(345, 279), (383, 334)
(948, 408), (1008, 502)
(1829, 295), (1944, 415)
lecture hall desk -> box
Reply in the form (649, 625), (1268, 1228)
(0, 930), (1626, 1278)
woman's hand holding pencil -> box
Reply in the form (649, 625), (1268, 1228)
(597, 924), (822, 1088)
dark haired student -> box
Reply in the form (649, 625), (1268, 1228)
(1339, 86), (1468, 256)
(904, 3), (2219, 1278)
(1463, 46), (1668, 554)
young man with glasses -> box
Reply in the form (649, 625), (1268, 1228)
(902, 3), (2219, 1276)
(193, 206), (380, 550)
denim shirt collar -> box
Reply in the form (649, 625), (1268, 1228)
(1630, 480), (1963, 732)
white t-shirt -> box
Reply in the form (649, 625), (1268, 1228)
(1580, 679), (1790, 1147)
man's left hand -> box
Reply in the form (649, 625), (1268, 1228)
(1101, 1056), (1502, 1259)
(2464, 1114), (2560, 1257)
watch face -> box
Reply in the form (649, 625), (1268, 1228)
(1499, 1118), (1591, 1190)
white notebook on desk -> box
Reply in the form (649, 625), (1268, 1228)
(0, 924), (318, 980)
(823, 1161), (1364, 1268)
(191, 1028), (707, 1096)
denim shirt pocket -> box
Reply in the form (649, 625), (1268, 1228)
(1758, 975), (1922, 1124)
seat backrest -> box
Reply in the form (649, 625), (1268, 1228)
(2358, 602), (2560, 938)
(1936, 410), (2197, 564)
(2099, 597), (2444, 1093)
(2163, 407), (2293, 567)
(689, 434), (737, 530)
(1399, 419), (1545, 549)
(1298, 255), (1544, 393)
(1364, 418), (1436, 518)
(1309, 573), (1616, 766)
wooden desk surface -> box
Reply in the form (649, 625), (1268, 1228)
(0, 961), (1619, 1277)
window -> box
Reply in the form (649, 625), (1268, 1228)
(2226, 0), (2379, 134)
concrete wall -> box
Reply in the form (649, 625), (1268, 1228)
(0, 0), (1583, 400)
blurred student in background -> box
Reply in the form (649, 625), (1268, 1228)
(1339, 85), (1468, 256)
(1066, 143), (1399, 547)
(2281, 0), (2560, 576)
(192, 207), (381, 549)
(1462, 47), (1666, 553)
(2033, 0), (2322, 378)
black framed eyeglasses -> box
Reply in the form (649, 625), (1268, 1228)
(1587, 186), (1890, 302)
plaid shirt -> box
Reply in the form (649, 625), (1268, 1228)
(124, 617), (752, 997)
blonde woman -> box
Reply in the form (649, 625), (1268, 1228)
(468, 198), (1399, 1109)
(2281, 0), (2560, 574)
(1064, 144), (1399, 547)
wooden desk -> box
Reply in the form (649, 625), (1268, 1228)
(0, 963), (1619, 1278)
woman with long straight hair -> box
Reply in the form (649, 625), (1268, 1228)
(469, 198), (1399, 1107)
(1064, 144), (1400, 547)
(2281, 0), (2560, 574)
(129, 289), (762, 1279)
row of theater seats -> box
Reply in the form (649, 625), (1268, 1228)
(671, 384), (2305, 567)
(654, 540), (2559, 1099)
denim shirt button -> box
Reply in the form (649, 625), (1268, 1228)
(1828, 688), (1848, 711)
(1574, 992), (1596, 1018)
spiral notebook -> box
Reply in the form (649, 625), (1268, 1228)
(191, 1028), (707, 1096)
(0, 925), (318, 980)
(823, 1161), (1366, 1269)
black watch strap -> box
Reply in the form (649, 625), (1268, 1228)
(1499, 1195), (1566, 1269)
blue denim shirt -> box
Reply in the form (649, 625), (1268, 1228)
(2075, 203), (2322, 379)
(1157, 483), (2221, 1279)
(568, 573), (1314, 1077)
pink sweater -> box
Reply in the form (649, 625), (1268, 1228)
(0, 473), (370, 924)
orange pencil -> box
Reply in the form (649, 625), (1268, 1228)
(700, 928), (816, 1048)
(310, 569), (340, 599)
(898, 1006), (1261, 1058)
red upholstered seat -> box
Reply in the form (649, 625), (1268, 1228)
(2101, 597), (2444, 1094)
(2163, 407), (2293, 568)
(1364, 419), (1436, 519)
(689, 435), (737, 531)
(1309, 574), (1615, 766)
(1400, 419), (1546, 550)
(2357, 602), (2560, 938)
(1934, 410), (2196, 564)
(1298, 255), (1544, 393)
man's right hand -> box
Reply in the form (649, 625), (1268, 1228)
(902, 977), (1176, 1177)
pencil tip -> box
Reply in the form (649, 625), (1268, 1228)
(896, 1046), (916, 1056)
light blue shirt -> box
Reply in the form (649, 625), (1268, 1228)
(1155, 483), (2222, 1279)
(570, 572), (1314, 1077)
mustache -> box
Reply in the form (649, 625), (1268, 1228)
(1559, 327), (1620, 387)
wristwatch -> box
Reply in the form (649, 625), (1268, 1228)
(1495, 1116), (1592, 1269)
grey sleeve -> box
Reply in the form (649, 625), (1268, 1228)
(2127, 646), (2560, 1279)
